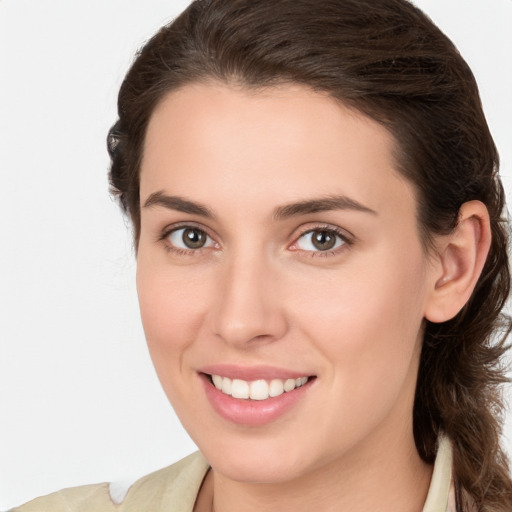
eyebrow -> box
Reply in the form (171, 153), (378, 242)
(143, 191), (214, 218)
(273, 195), (377, 220)
(142, 191), (377, 220)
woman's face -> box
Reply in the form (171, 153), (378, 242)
(137, 83), (438, 483)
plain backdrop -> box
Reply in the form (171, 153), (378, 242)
(0, 0), (511, 509)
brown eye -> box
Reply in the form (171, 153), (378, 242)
(182, 228), (206, 248)
(311, 231), (337, 250)
(167, 227), (214, 250)
(296, 229), (346, 252)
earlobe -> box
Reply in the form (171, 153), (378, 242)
(424, 200), (491, 324)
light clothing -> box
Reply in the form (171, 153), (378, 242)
(423, 435), (456, 512)
(10, 453), (209, 512)
(11, 436), (455, 512)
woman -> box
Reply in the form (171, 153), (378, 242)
(12, 0), (511, 511)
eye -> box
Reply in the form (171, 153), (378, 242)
(295, 229), (346, 252)
(167, 227), (216, 250)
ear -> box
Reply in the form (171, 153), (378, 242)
(424, 200), (491, 323)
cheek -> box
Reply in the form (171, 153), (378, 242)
(294, 251), (426, 339)
(136, 261), (209, 366)
(292, 247), (428, 388)
(136, 264), (213, 423)
(291, 267), (426, 445)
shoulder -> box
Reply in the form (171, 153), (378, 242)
(10, 452), (210, 512)
(8, 483), (113, 512)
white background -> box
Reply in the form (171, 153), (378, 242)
(0, 0), (511, 509)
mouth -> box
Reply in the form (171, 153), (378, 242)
(207, 374), (311, 401)
(199, 365), (316, 425)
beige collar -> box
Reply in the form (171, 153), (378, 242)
(422, 436), (454, 512)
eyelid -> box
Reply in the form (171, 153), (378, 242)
(288, 223), (353, 255)
(159, 220), (203, 239)
(156, 221), (352, 257)
(158, 222), (220, 253)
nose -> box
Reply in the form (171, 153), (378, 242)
(209, 252), (288, 348)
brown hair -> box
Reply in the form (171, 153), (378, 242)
(107, 0), (512, 509)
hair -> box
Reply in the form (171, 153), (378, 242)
(107, 0), (512, 509)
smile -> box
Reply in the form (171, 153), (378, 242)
(210, 375), (310, 401)
(200, 365), (316, 425)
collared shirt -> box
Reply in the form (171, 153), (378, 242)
(423, 435), (456, 512)
(11, 437), (455, 512)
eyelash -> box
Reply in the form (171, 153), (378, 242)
(158, 223), (352, 258)
(290, 224), (352, 258)
(158, 223), (218, 256)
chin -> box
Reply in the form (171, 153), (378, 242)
(195, 432), (327, 485)
(210, 453), (306, 484)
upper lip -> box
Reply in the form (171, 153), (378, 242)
(199, 364), (314, 381)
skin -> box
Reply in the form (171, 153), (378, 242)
(136, 83), (463, 512)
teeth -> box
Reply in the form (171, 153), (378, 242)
(210, 374), (310, 401)
(269, 379), (284, 397)
(221, 377), (232, 395)
(212, 374), (223, 389)
(249, 380), (269, 400)
(284, 378), (296, 392)
(231, 379), (249, 399)
(297, 376), (308, 386)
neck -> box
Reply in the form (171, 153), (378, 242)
(201, 428), (432, 512)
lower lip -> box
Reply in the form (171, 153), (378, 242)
(201, 374), (313, 426)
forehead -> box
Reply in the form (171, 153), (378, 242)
(140, 82), (416, 221)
